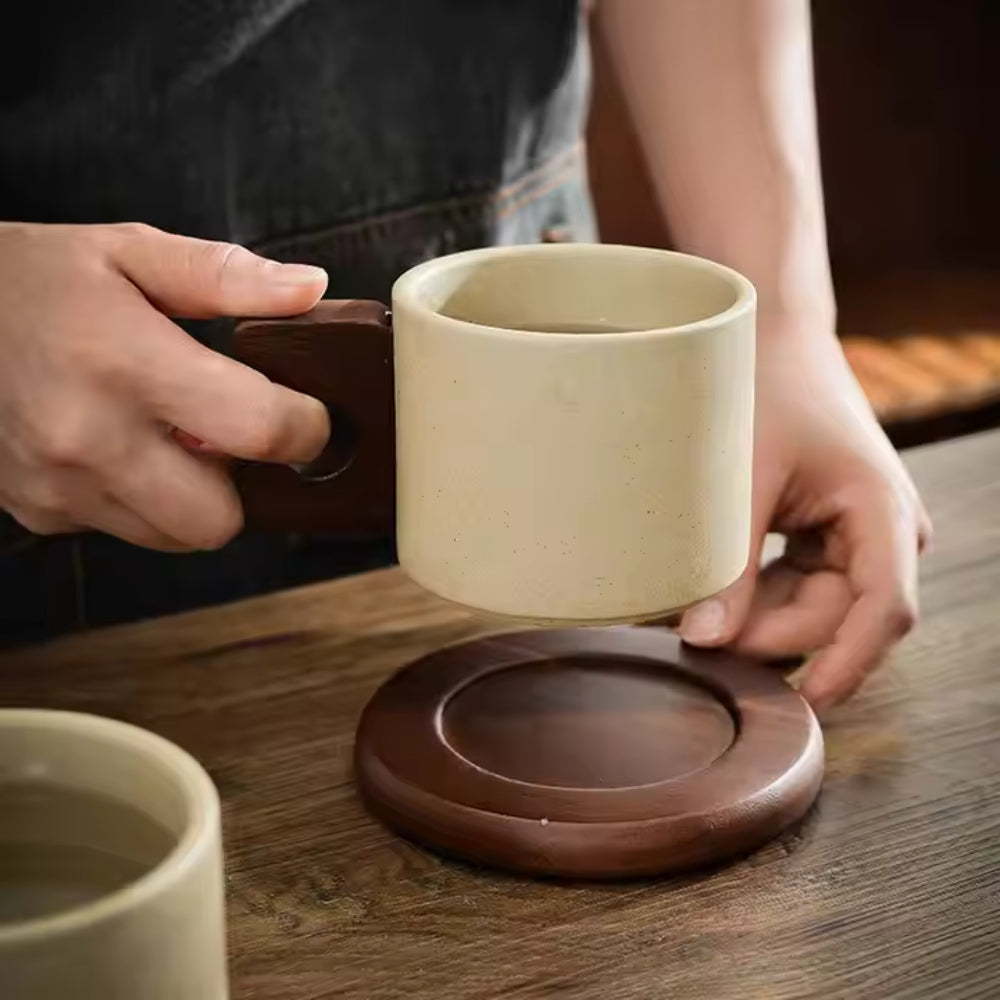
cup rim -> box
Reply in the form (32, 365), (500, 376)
(0, 709), (219, 944)
(392, 243), (756, 340)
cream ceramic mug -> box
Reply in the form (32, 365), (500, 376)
(0, 710), (228, 999)
(235, 243), (756, 624)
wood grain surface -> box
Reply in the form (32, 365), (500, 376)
(2, 432), (999, 999)
(356, 628), (823, 879)
(233, 299), (395, 538)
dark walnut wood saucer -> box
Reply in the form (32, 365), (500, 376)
(355, 627), (824, 879)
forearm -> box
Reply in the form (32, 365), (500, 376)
(596, 0), (836, 343)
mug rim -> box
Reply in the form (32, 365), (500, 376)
(0, 709), (219, 944)
(392, 243), (756, 340)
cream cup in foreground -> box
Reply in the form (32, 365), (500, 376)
(391, 243), (757, 624)
(0, 710), (227, 1000)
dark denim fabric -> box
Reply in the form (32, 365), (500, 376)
(0, 1), (597, 644)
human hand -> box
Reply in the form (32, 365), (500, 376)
(0, 222), (330, 550)
(679, 322), (933, 712)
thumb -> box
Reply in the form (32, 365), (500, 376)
(679, 495), (773, 648)
(106, 223), (328, 319)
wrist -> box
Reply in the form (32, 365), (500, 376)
(754, 305), (858, 389)
(716, 222), (837, 351)
(755, 297), (838, 353)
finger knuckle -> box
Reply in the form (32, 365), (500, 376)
(197, 240), (243, 288)
(84, 222), (158, 261)
(167, 238), (248, 307)
(22, 478), (70, 520)
(919, 510), (935, 545)
(9, 508), (61, 536)
(65, 335), (128, 389)
(101, 221), (158, 246)
(240, 391), (289, 461)
(31, 415), (91, 468)
(887, 598), (918, 639)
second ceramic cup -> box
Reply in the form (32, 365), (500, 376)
(0, 710), (227, 1000)
(391, 243), (756, 623)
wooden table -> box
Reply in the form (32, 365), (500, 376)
(2, 431), (999, 1000)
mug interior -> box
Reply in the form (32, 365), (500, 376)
(403, 244), (751, 334)
(0, 711), (212, 931)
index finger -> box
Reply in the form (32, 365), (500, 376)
(127, 307), (330, 465)
(799, 493), (920, 712)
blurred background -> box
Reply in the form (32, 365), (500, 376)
(589, 0), (1000, 449)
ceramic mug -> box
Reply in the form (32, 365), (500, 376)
(0, 710), (227, 999)
(235, 243), (756, 624)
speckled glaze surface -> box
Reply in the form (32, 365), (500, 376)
(392, 244), (756, 623)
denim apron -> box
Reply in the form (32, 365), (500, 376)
(0, 0), (597, 643)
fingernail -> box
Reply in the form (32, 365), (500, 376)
(270, 262), (328, 286)
(680, 599), (727, 645)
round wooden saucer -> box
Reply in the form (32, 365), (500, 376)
(355, 627), (823, 879)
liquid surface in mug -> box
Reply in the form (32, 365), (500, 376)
(502, 320), (638, 334)
(0, 782), (175, 923)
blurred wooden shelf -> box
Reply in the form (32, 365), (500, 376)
(843, 330), (1000, 424)
(837, 270), (1000, 445)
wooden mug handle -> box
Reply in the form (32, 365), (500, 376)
(231, 300), (395, 536)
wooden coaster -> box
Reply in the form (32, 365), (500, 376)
(355, 627), (824, 879)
